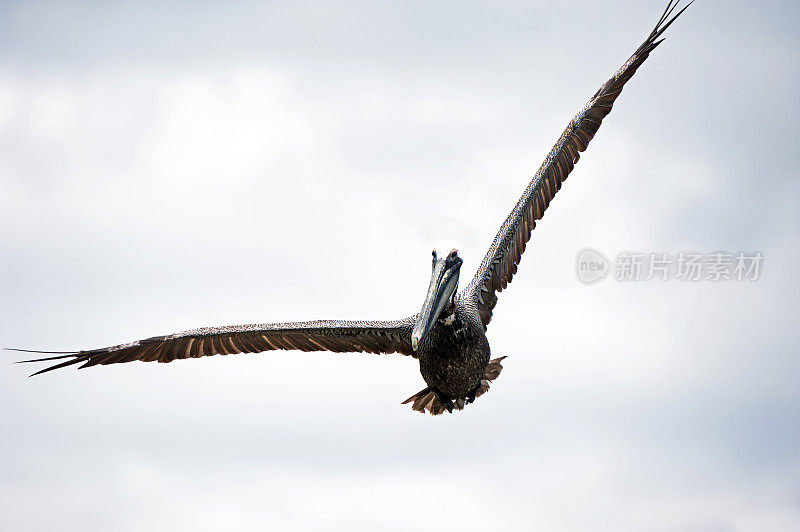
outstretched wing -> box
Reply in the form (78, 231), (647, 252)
(463, 1), (691, 327)
(13, 318), (416, 376)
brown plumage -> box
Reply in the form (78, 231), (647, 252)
(13, 319), (416, 373)
(466, 0), (692, 327)
(403, 357), (507, 415)
(12, 1), (691, 415)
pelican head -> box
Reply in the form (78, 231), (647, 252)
(411, 242), (463, 351)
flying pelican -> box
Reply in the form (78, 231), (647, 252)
(13, 2), (691, 414)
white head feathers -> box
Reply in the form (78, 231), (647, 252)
(433, 238), (459, 258)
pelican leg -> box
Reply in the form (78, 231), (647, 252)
(433, 389), (455, 413)
(466, 382), (481, 404)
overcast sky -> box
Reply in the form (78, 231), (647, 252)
(2, 1), (799, 531)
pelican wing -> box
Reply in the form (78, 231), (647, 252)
(14, 318), (416, 376)
(463, 1), (690, 327)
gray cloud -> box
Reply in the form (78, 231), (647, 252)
(2, 1), (799, 531)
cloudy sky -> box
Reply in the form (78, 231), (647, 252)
(1, 1), (798, 530)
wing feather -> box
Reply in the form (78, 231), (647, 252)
(12, 318), (416, 376)
(463, 1), (691, 327)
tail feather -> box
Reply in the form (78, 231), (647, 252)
(402, 389), (446, 415)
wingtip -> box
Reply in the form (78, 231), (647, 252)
(8, 347), (86, 375)
(12, 352), (79, 364)
(6, 347), (79, 354)
(651, 0), (693, 42)
(27, 366), (47, 377)
(25, 356), (86, 376)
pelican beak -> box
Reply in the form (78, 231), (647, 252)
(411, 254), (462, 351)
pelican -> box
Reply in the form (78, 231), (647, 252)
(13, 2), (691, 415)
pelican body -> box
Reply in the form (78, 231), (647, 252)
(13, 2), (690, 415)
(413, 298), (492, 413)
